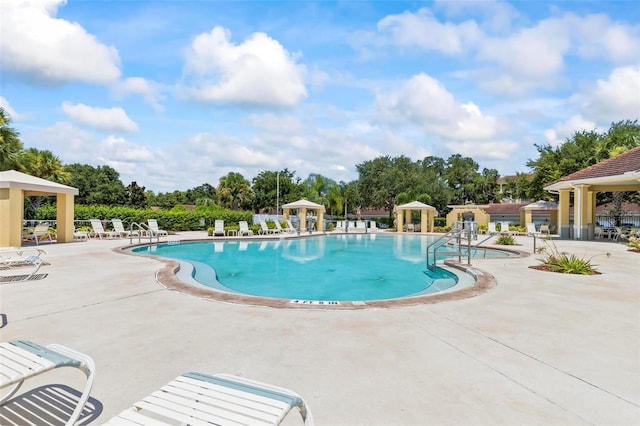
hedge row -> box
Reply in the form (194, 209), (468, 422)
(36, 205), (253, 232)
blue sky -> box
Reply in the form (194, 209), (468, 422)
(2, 0), (639, 193)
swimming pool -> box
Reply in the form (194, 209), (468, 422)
(132, 234), (508, 302)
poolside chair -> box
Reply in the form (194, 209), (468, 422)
(213, 219), (226, 237)
(0, 247), (47, 282)
(104, 372), (313, 426)
(24, 223), (53, 245)
(112, 218), (137, 238)
(0, 340), (96, 426)
(89, 219), (118, 239)
(334, 221), (345, 232)
(540, 224), (550, 235)
(147, 219), (168, 237)
(274, 220), (294, 234)
(594, 225), (604, 239)
(487, 222), (498, 235)
(239, 221), (254, 236)
(355, 221), (367, 232)
(499, 221), (511, 234)
(526, 223), (540, 237)
(286, 219), (298, 233)
(73, 227), (89, 242)
(259, 219), (279, 235)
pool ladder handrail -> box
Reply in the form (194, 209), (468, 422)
(128, 221), (160, 245)
(426, 221), (477, 272)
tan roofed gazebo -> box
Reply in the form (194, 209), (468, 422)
(0, 170), (79, 247)
(520, 200), (558, 229)
(282, 199), (326, 232)
(394, 201), (438, 233)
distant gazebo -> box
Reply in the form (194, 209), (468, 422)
(520, 200), (558, 229)
(0, 170), (79, 247)
(394, 201), (438, 233)
(282, 199), (326, 232)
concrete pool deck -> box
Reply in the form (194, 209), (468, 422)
(1, 232), (639, 425)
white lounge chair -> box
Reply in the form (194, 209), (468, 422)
(24, 223), (53, 245)
(213, 220), (225, 237)
(112, 218), (137, 238)
(286, 219), (298, 233)
(239, 221), (254, 236)
(105, 372), (313, 426)
(540, 224), (550, 235)
(0, 247), (47, 282)
(0, 340), (96, 426)
(499, 221), (511, 234)
(147, 219), (168, 237)
(89, 219), (118, 239)
(355, 221), (367, 232)
(274, 221), (294, 234)
(526, 223), (540, 237)
(487, 222), (498, 235)
(259, 219), (279, 235)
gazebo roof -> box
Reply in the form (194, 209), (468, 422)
(395, 201), (437, 213)
(282, 199), (326, 212)
(520, 200), (558, 211)
(0, 170), (79, 196)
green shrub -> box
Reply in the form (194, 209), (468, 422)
(434, 217), (447, 227)
(495, 234), (516, 245)
(627, 231), (640, 251)
(536, 240), (600, 275)
(36, 204), (253, 232)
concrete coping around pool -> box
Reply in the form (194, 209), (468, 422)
(117, 236), (530, 310)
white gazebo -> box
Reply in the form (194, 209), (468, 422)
(0, 170), (79, 247)
(394, 201), (438, 233)
(282, 199), (326, 232)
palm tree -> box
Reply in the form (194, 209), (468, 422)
(22, 148), (71, 184)
(217, 172), (253, 210)
(0, 107), (24, 171)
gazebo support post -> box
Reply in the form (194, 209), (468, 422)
(0, 188), (24, 247)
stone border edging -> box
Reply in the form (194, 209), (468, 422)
(115, 237), (528, 310)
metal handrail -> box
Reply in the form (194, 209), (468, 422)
(426, 221), (477, 271)
(128, 222), (159, 244)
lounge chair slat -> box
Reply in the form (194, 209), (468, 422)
(106, 372), (313, 426)
(134, 397), (243, 426)
(104, 408), (169, 425)
(162, 382), (284, 422)
(149, 389), (275, 425)
(170, 377), (290, 414)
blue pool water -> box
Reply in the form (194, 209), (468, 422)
(132, 234), (506, 301)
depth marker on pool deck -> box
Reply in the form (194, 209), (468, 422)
(290, 300), (340, 305)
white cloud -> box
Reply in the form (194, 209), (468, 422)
(28, 122), (96, 163)
(0, 97), (28, 120)
(444, 140), (518, 161)
(62, 102), (138, 133)
(376, 73), (499, 140)
(570, 14), (640, 63)
(0, 0), (121, 85)
(433, 0), (522, 33)
(578, 66), (640, 122)
(375, 8), (481, 54)
(543, 115), (598, 147)
(180, 26), (307, 107)
(98, 135), (155, 164)
(112, 77), (165, 112)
